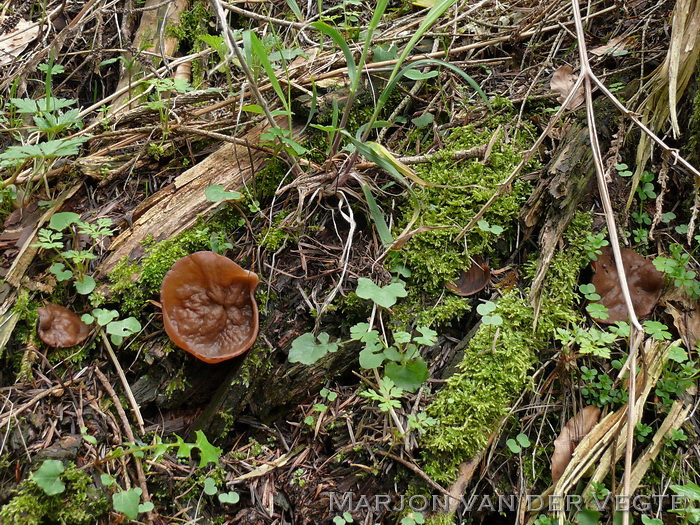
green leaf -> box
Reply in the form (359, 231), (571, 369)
(476, 301), (496, 315)
(310, 22), (358, 87)
(100, 473), (115, 486)
(516, 434), (531, 448)
(384, 358), (429, 392)
(356, 278), (407, 308)
(139, 502), (155, 514)
(113, 487), (142, 520)
(359, 346), (385, 369)
(106, 317), (141, 338)
(205, 184), (243, 202)
(49, 212), (80, 231)
(92, 308), (119, 326)
(33, 460), (65, 495)
(80, 426), (97, 445)
(350, 323), (379, 343)
(412, 112), (434, 128)
(194, 430), (222, 467)
(414, 326), (438, 346)
(668, 345), (688, 363)
(219, 491), (240, 504)
(361, 183), (393, 248)
(576, 508), (602, 525)
(393, 331), (411, 344)
(49, 262), (73, 281)
(404, 69), (439, 80)
(670, 482), (700, 502)
(641, 516), (663, 525)
(203, 477), (218, 495)
(75, 275), (96, 295)
(245, 31), (289, 112)
(506, 439), (521, 453)
(288, 332), (338, 364)
(173, 434), (195, 458)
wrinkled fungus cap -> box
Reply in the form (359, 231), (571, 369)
(590, 246), (665, 324)
(160, 251), (259, 363)
(37, 303), (91, 348)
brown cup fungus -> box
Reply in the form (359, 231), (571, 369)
(590, 246), (665, 324)
(446, 255), (491, 296)
(37, 303), (91, 348)
(160, 251), (259, 363)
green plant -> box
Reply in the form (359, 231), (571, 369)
(635, 422), (653, 442)
(143, 77), (193, 138)
(333, 512), (354, 525)
(289, 278), (436, 392)
(401, 511), (425, 525)
(583, 233), (610, 261)
(670, 483), (700, 523)
(579, 366), (627, 407)
(476, 300), (503, 326)
(556, 326), (616, 358)
(33, 212), (114, 295)
(653, 244), (700, 299)
(506, 433), (531, 453)
(641, 516), (663, 525)
(406, 412), (437, 434)
(359, 377), (402, 412)
(80, 308), (141, 346)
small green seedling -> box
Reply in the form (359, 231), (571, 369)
(477, 301), (502, 326)
(506, 433), (531, 453)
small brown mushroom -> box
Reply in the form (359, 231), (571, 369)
(446, 256), (491, 296)
(160, 251), (259, 363)
(590, 246), (665, 324)
(37, 303), (91, 348)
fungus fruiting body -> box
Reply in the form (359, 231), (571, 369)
(590, 246), (664, 324)
(160, 251), (259, 363)
(37, 303), (92, 348)
(446, 255), (491, 296)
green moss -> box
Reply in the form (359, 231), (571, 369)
(0, 463), (109, 524)
(420, 214), (593, 484)
(399, 125), (535, 296)
(259, 210), (293, 251)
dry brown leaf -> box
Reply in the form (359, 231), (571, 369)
(662, 287), (700, 349)
(551, 405), (601, 482)
(550, 65), (584, 110)
(0, 18), (41, 67)
(590, 36), (629, 56)
(446, 256), (491, 296)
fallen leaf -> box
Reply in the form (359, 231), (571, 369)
(590, 247), (665, 324)
(0, 18), (41, 67)
(446, 256), (491, 296)
(662, 287), (700, 350)
(550, 65), (584, 110)
(551, 405), (600, 482)
(590, 36), (628, 57)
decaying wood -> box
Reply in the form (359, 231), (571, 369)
(97, 121), (296, 277)
(520, 120), (600, 319)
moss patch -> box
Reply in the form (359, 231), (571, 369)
(0, 463), (109, 525)
(420, 214), (593, 483)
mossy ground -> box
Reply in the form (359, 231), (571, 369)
(0, 463), (109, 525)
(420, 214), (593, 485)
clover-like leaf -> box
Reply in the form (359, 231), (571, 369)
(414, 326), (438, 346)
(288, 332), (338, 364)
(91, 308), (120, 326)
(359, 346), (385, 369)
(219, 491), (240, 504)
(106, 317), (141, 338)
(356, 278), (407, 308)
(33, 460), (65, 495)
(476, 301), (497, 315)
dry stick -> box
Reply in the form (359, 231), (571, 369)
(100, 329), (145, 434)
(569, 2), (642, 524)
(94, 367), (154, 516)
